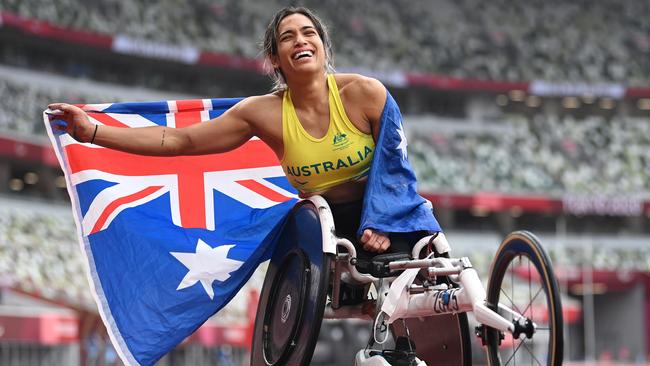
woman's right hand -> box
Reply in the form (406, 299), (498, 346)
(47, 103), (95, 143)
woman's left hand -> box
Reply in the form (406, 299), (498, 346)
(360, 229), (390, 253)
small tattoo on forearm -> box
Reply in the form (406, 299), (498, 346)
(161, 128), (166, 146)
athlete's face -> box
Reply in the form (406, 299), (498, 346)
(272, 14), (326, 77)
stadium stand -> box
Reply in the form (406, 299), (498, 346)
(0, 64), (194, 137)
(407, 113), (650, 196)
(0, 199), (91, 305)
(3, 0), (649, 84)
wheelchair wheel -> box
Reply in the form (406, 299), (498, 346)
(251, 201), (332, 366)
(391, 312), (472, 366)
(484, 231), (563, 366)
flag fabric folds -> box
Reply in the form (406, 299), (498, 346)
(44, 91), (441, 366)
(359, 92), (441, 236)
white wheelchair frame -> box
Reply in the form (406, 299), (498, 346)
(251, 196), (562, 366)
(306, 196), (545, 366)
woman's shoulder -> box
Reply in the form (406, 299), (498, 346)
(334, 73), (385, 93)
(234, 92), (282, 113)
(239, 92), (283, 106)
(230, 92), (283, 126)
(334, 73), (387, 111)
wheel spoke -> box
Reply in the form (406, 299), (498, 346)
(506, 256), (521, 365)
(521, 340), (544, 366)
(513, 320), (516, 366)
(520, 287), (544, 318)
(503, 338), (525, 365)
(503, 338), (545, 366)
(522, 261), (533, 318)
(529, 258), (533, 362)
(501, 287), (525, 316)
(510, 256), (521, 314)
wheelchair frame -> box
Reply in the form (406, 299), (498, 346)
(252, 196), (563, 366)
(310, 196), (526, 333)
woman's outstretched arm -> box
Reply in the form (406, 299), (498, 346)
(47, 99), (257, 156)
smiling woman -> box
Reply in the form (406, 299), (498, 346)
(48, 5), (398, 256)
(261, 6), (335, 91)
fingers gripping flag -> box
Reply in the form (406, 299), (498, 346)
(44, 99), (299, 365)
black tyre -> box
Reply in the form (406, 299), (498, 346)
(485, 231), (563, 366)
(251, 201), (332, 366)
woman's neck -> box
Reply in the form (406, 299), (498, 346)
(286, 72), (329, 110)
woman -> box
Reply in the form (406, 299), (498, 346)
(49, 6), (412, 260)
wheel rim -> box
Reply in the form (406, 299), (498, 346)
(495, 253), (553, 365)
(486, 232), (562, 366)
(263, 250), (309, 364)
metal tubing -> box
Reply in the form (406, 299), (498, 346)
(497, 303), (533, 327)
(389, 257), (454, 270)
(333, 238), (516, 334)
(458, 268), (486, 305)
(411, 235), (433, 258)
(336, 239), (377, 284)
(427, 267), (463, 276)
(473, 303), (514, 333)
(459, 268), (514, 333)
(431, 232), (452, 255)
(305, 196), (338, 254)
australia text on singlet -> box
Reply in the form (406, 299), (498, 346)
(280, 74), (375, 193)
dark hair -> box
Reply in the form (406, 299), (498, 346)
(262, 6), (334, 91)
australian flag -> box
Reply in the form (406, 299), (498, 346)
(45, 98), (298, 365)
(44, 91), (440, 366)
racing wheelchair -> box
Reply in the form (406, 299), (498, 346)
(251, 196), (563, 365)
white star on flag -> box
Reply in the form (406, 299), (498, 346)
(396, 126), (408, 160)
(170, 239), (243, 300)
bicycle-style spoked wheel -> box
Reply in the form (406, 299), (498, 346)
(484, 231), (563, 366)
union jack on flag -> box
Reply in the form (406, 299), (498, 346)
(45, 98), (298, 365)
